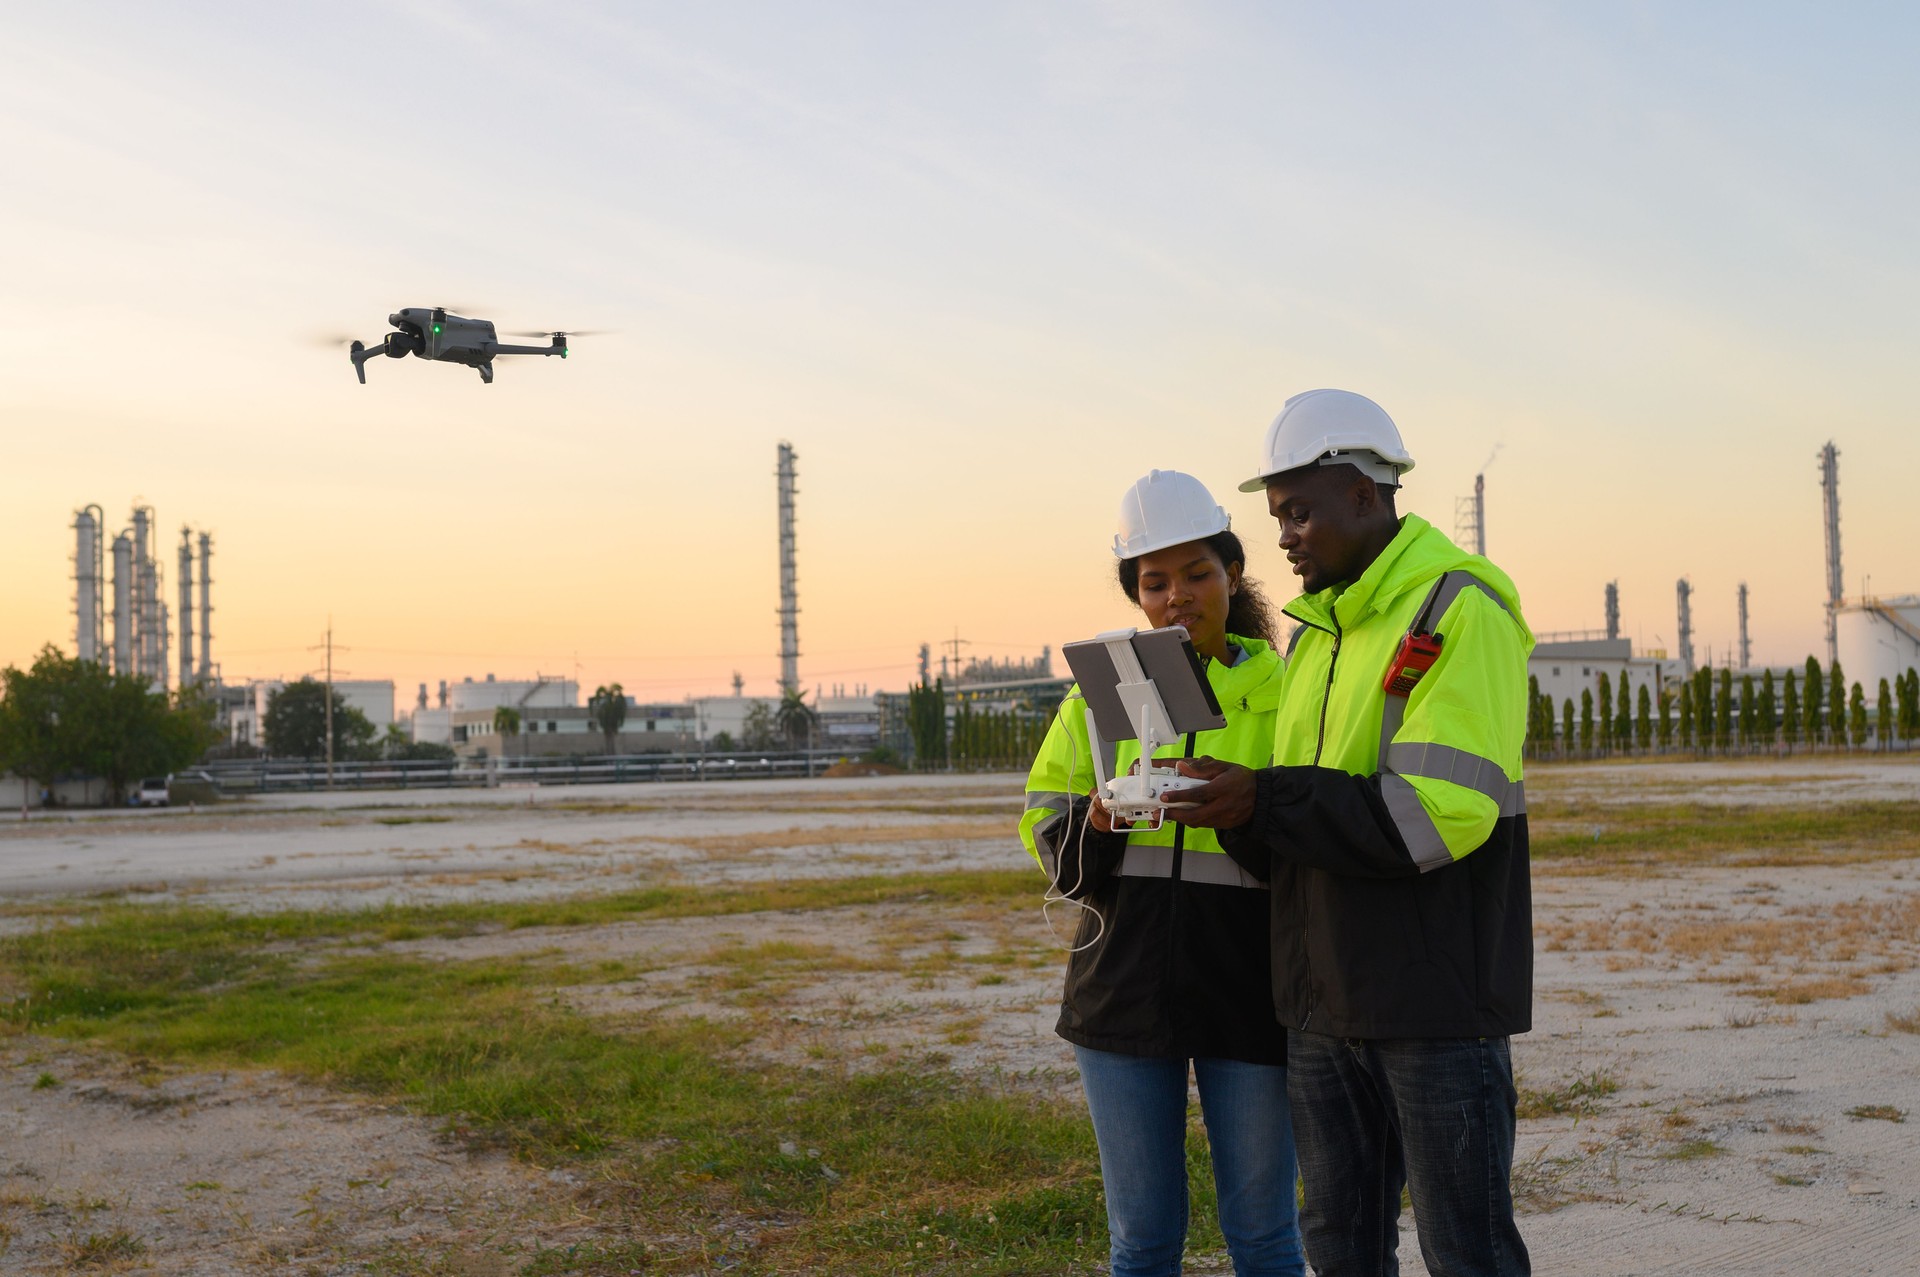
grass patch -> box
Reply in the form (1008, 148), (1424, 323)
(1887, 1007), (1920, 1034)
(1846, 1104), (1906, 1123)
(0, 891), (1139, 1275)
(57, 1228), (145, 1266)
(1516, 1069), (1619, 1120)
(374, 814), (454, 826)
(1772, 1172), (1812, 1187)
(1528, 800), (1920, 868)
(1661, 1138), (1722, 1160)
(32, 1071), (58, 1089)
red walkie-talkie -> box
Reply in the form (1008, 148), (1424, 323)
(1383, 632), (1442, 697)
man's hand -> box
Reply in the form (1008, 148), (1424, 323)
(1166, 756), (1258, 829)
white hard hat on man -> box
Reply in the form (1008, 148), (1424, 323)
(1240, 389), (1416, 492)
(1114, 469), (1231, 560)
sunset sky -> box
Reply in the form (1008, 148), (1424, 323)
(4, 4), (1915, 705)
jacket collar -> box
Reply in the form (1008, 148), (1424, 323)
(1213, 633), (1286, 710)
(1281, 514), (1462, 633)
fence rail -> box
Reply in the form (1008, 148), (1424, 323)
(192, 751), (852, 795)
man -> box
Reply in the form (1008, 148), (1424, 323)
(1174, 389), (1533, 1277)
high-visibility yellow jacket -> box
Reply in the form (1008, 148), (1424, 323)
(1220, 515), (1535, 1038)
(1021, 635), (1288, 1061)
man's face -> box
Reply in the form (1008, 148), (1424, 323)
(1265, 465), (1379, 594)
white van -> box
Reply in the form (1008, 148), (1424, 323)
(135, 777), (171, 807)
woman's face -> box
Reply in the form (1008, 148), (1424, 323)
(1132, 541), (1240, 660)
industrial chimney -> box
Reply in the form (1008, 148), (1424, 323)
(776, 441), (801, 695)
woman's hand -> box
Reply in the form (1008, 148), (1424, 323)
(1086, 788), (1117, 833)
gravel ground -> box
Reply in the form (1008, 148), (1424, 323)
(2, 759), (1917, 1274)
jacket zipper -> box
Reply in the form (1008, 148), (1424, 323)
(1302, 608), (1341, 1030)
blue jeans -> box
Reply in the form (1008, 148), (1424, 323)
(1286, 1033), (1529, 1277)
(1074, 1046), (1305, 1277)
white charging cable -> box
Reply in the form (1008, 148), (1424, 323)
(1039, 692), (1108, 954)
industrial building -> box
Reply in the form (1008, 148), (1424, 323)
(450, 702), (695, 759)
(226, 679), (397, 748)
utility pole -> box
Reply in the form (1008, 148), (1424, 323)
(1737, 583), (1752, 670)
(324, 620), (334, 790)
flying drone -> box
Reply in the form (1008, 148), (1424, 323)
(343, 308), (591, 384)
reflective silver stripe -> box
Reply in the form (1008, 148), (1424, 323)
(1116, 843), (1267, 889)
(1285, 623), (1309, 659)
(1385, 742), (1526, 817)
(1376, 573), (1524, 871)
(1379, 773), (1454, 872)
(1025, 790), (1072, 813)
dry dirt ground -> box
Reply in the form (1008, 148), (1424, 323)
(3, 760), (1919, 1274)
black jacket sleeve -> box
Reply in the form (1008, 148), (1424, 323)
(1235, 764), (1423, 879)
(1032, 797), (1130, 899)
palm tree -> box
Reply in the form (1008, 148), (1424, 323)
(589, 683), (628, 755)
(775, 687), (817, 751)
(492, 706), (521, 760)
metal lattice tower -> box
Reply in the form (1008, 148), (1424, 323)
(1676, 577), (1695, 675)
(1453, 473), (1486, 556)
(72, 505), (105, 663)
(1737, 582), (1751, 670)
(775, 442), (801, 694)
(1604, 581), (1620, 642)
(1819, 441), (1841, 668)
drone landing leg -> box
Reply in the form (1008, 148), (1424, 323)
(477, 363), (494, 385)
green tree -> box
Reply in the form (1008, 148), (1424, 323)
(1657, 689), (1674, 751)
(1728, 668), (1743, 748)
(741, 701), (776, 750)
(1635, 683), (1652, 751)
(907, 680), (948, 769)
(492, 706), (522, 759)
(1541, 693), (1558, 756)
(1848, 681), (1867, 748)
(1782, 669), (1801, 750)
(1829, 660), (1846, 744)
(1579, 689), (1594, 755)
(1678, 682), (1694, 749)
(1901, 669), (1920, 743)
(264, 679), (376, 761)
(588, 683), (629, 755)
(1877, 678), (1893, 751)
(1802, 657), (1824, 745)
(1616, 672), (1632, 751)
(775, 687), (818, 750)
(1561, 698), (1574, 757)
(0, 646), (218, 803)
(380, 724), (454, 762)
(1759, 669), (1778, 745)
(1525, 675), (1543, 755)
(711, 730), (735, 752)
(1597, 672), (1613, 754)
(1738, 674), (1755, 751)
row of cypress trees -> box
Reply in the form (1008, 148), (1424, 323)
(1525, 659), (1920, 759)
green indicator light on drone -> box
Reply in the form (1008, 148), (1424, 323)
(433, 324), (442, 334)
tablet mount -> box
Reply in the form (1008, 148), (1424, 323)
(1063, 627), (1227, 830)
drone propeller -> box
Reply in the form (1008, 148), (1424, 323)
(310, 333), (363, 348)
(506, 329), (612, 338)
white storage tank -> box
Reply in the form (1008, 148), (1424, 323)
(1836, 596), (1920, 691)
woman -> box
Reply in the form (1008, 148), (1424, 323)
(1020, 469), (1302, 1277)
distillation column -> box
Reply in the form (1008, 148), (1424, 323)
(73, 506), (105, 663)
